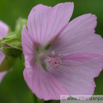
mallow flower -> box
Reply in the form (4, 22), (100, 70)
(0, 21), (8, 82)
(22, 2), (103, 100)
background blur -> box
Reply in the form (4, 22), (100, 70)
(0, 0), (103, 103)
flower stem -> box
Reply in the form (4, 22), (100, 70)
(33, 94), (37, 103)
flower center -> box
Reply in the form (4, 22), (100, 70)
(46, 57), (61, 68)
(35, 49), (61, 70)
(45, 51), (61, 68)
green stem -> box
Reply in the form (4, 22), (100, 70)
(33, 94), (37, 103)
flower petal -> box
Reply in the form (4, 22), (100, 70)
(0, 21), (8, 39)
(23, 62), (68, 100)
(22, 26), (35, 56)
(0, 50), (5, 65)
(0, 21), (8, 82)
(22, 24), (69, 100)
(0, 50), (7, 82)
(27, 2), (74, 47)
(47, 53), (103, 99)
(22, 26), (36, 77)
(49, 14), (102, 55)
(0, 71), (7, 82)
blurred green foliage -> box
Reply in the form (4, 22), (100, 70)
(0, 0), (103, 103)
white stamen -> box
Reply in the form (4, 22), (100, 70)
(52, 51), (55, 56)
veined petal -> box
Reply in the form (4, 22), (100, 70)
(22, 26), (35, 77)
(49, 14), (102, 55)
(47, 53), (103, 99)
(22, 26), (35, 56)
(27, 2), (74, 47)
(0, 21), (8, 39)
(23, 62), (69, 100)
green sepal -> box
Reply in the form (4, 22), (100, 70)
(2, 32), (17, 40)
(0, 39), (2, 47)
(1, 36), (22, 50)
(0, 56), (16, 72)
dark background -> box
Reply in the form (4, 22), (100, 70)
(0, 0), (103, 103)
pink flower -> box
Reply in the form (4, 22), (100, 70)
(22, 2), (103, 100)
(0, 21), (8, 82)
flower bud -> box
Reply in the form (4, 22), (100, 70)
(1, 32), (22, 58)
